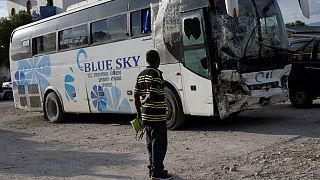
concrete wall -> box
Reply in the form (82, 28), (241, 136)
(7, 0), (85, 16)
(7, 0), (38, 15)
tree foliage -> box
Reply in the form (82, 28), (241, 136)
(0, 11), (33, 67)
(286, 20), (306, 27)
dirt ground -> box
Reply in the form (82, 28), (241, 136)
(0, 100), (320, 179)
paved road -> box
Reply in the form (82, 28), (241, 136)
(0, 100), (319, 179)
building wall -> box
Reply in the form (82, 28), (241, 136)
(7, 0), (85, 16)
(7, 0), (38, 16)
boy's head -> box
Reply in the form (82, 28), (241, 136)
(146, 50), (160, 68)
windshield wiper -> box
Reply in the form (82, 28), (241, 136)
(241, 21), (259, 62)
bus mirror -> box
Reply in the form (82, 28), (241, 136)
(225, 0), (239, 17)
(298, 0), (310, 18)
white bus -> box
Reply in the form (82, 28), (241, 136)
(10, 0), (310, 129)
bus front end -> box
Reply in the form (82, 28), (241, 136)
(210, 0), (291, 118)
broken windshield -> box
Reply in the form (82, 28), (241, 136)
(211, 0), (288, 69)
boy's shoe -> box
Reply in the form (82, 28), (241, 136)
(148, 165), (168, 177)
(150, 174), (172, 180)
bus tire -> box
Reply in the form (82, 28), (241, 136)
(44, 92), (65, 123)
(289, 87), (313, 108)
(165, 86), (184, 130)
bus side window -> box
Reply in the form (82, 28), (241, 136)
(32, 33), (56, 56)
(18, 39), (32, 60)
(72, 24), (88, 47)
(59, 28), (72, 50)
(107, 14), (128, 41)
(59, 25), (88, 50)
(130, 8), (151, 37)
(182, 11), (208, 78)
(91, 14), (128, 44)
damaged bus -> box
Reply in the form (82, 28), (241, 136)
(10, 0), (310, 129)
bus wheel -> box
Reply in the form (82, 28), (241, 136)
(44, 92), (65, 123)
(165, 86), (184, 130)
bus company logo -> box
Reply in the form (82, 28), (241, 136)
(76, 49), (141, 73)
(255, 71), (273, 83)
(77, 49), (88, 71)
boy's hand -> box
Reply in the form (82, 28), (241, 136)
(137, 113), (142, 119)
(140, 94), (150, 105)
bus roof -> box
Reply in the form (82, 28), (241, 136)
(12, 0), (116, 34)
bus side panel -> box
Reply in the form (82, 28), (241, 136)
(114, 37), (154, 114)
(45, 75), (90, 114)
(51, 51), (91, 113)
(181, 66), (214, 116)
(78, 37), (153, 114)
(159, 63), (186, 113)
(11, 56), (51, 112)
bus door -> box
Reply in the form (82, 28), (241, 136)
(181, 9), (214, 116)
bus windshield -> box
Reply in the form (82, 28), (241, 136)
(211, 0), (288, 71)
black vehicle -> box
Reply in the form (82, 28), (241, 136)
(0, 76), (13, 100)
(289, 38), (320, 108)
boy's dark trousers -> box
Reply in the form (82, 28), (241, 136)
(145, 122), (168, 176)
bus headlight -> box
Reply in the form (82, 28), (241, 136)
(280, 75), (289, 89)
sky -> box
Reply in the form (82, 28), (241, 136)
(277, 0), (320, 24)
(0, 0), (7, 18)
(0, 0), (319, 24)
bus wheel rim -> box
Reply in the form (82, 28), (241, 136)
(47, 99), (58, 120)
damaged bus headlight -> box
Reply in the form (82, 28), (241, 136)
(280, 75), (289, 89)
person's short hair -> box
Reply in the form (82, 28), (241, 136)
(146, 50), (160, 64)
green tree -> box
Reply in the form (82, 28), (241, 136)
(286, 20), (306, 26)
(0, 11), (33, 67)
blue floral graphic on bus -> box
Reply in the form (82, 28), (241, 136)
(91, 85), (107, 112)
(90, 85), (131, 113)
(64, 67), (76, 101)
(12, 71), (26, 90)
(13, 56), (51, 92)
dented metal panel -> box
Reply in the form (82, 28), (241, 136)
(151, 0), (291, 119)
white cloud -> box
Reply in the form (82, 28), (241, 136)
(278, 0), (320, 24)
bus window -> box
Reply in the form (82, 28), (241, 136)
(19, 39), (32, 59)
(130, 8), (151, 37)
(91, 19), (108, 44)
(72, 25), (88, 47)
(131, 11), (140, 36)
(141, 8), (151, 34)
(59, 28), (72, 50)
(32, 33), (56, 55)
(107, 14), (128, 41)
(91, 14), (127, 44)
(182, 11), (208, 78)
(59, 25), (88, 50)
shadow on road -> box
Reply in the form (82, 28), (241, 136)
(50, 103), (320, 139)
(0, 129), (139, 179)
(182, 103), (320, 138)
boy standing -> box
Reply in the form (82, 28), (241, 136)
(134, 50), (172, 180)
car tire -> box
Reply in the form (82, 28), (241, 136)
(165, 86), (184, 130)
(44, 92), (65, 123)
(3, 92), (13, 100)
(289, 87), (313, 108)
